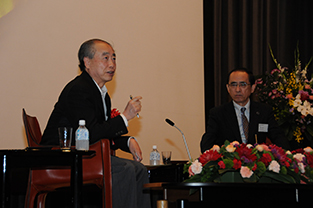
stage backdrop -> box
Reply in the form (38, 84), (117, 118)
(0, 0), (204, 164)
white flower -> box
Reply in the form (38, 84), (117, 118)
(298, 162), (305, 174)
(303, 100), (311, 108)
(297, 105), (309, 116)
(301, 68), (307, 78)
(301, 108), (309, 116)
(268, 160), (280, 173)
(293, 98), (302, 108)
(190, 159), (202, 175)
(304, 147), (313, 153)
(246, 144), (253, 149)
(293, 153), (305, 162)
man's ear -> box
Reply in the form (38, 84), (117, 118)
(83, 57), (90, 69)
(251, 83), (256, 93)
(226, 84), (230, 94)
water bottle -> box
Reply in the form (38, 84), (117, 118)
(75, 120), (89, 150)
(149, 145), (160, 165)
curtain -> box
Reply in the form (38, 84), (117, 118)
(204, 0), (313, 122)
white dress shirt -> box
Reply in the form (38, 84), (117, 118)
(233, 99), (250, 143)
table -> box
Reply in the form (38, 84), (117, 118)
(146, 161), (188, 183)
(0, 149), (95, 208)
(146, 182), (313, 207)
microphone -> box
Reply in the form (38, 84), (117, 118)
(165, 118), (192, 161)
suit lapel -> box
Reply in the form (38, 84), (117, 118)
(81, 71), (106, 119)
(225, 102), (242, 142)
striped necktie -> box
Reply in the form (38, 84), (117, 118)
(241, 107), (249, 143)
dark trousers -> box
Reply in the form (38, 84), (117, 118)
(111, 156), (151, 208)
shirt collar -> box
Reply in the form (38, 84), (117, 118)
(92, 79), (107, 95)
(233, 99), (250, 112)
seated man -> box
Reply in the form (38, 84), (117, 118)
(200, 68), (290, 153)
(41, 38), (150, 208)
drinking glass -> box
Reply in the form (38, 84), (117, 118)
(58, 127), (73, 149)
(162, 151), (171, 165)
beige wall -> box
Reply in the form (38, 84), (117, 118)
(0, 0), (204, 165)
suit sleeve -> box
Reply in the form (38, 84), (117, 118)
(200, 108), (220, 153)
(65, 84), (129, 145)
(266, 106), (291, 150)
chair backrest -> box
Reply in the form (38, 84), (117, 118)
(22, 108), (42, 147)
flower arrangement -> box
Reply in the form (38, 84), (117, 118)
(255, 47), (313, 145)
(110, 108), (120, 118)
(184, 140), (313, 184)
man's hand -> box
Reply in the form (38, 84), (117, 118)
(122, 96), (142, 121)
(129, 138), (142, 162)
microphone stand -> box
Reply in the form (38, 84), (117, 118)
(173, 125), (192, 162)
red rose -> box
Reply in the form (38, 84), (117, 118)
(199, 150), (222, 165)
(305, 153), (313, 168)
(233, 159), (242, 170)
(236, 144), (257, 162)
(218, 161), (225, 169)
(111, 108), (121, 118)
(258, 153), (272, 167)
(252, 163), (257, 171)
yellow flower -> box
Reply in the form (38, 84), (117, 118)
(293, 127), (304, 143)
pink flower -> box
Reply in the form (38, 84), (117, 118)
(255, 145), (264, 152)
(299, 90), (309, 101)
(231, 141), (240, 146)
(305, 85), (311, 90)
(259, 144), (270, 152)
(188, 159), (202, 176)
(286, 94), (293, 99)
(270, 68), (280, 75)
(268, 160), (280, 173)
(240, 166), (253, 178)
(256, 78), (263, 85)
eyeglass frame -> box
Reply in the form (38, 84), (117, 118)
(227, 82), (251, 88)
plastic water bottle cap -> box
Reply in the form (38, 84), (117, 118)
(79, 120), (86, 126)
(152, 145), (157, 149)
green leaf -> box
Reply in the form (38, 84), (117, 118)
(262, 171), (297, 184)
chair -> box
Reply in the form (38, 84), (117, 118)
(22, 109), (113, 208)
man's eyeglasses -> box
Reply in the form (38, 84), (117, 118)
(228, 82), (251, 88)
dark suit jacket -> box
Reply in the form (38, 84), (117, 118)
(41, 71), (130, 152)
(200, 101), (290, 153)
